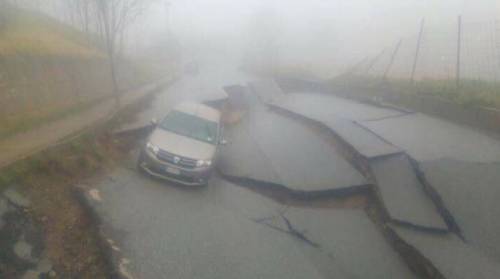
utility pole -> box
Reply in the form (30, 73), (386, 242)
(411, 18), (425, 83)
(383, 39), (402, 79)
(456, 15), (462, 90)
(165, 1), (171, 37)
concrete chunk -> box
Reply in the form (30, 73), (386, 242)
(4, 188), (31, 208)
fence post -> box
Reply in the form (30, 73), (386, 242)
(345, 56), (368, 75)
(411, 18), (425, 83)
(383, 39), (402, 79)
(456, 15), (462, 90)
(364, 49), (386, 75)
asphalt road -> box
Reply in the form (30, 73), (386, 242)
(273, 91), (500, 277)
(84, 58), (500, 278)
(85, 61), (418, 279)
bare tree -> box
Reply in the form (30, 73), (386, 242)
(0, 0), (8, 29)
(93, 0), (152, 107)
(61, 0), (93, 34)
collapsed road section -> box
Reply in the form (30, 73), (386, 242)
(265, 91), (449, 232)
(218, 85), (370, 198)
(260, 82), (500, 278)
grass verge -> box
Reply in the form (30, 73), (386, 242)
(0, 94), (113, 140)
(332, 75), (500, 109)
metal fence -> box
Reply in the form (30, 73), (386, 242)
(350, 17), (500, 85)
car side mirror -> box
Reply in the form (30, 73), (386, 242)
(151, 118), (158, 126)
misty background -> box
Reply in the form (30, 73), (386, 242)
(6, 0), (500, 78)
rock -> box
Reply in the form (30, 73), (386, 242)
(36, 258), (53, 273)
(13, 240), (33, 261)
(4, 188), (31, 208)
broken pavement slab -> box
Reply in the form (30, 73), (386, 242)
(269, 96), (447, 230)
(218, 121), (283, 186)
(279, 93), (406, 121)
(260, 208), (417, 279)
(420, 159), (500, 261)
(372, 154), (448, 231)
(219, 108), (368, 195)
(248, 80), (287, 104)
(390, 224), (500, 279)
(272, 98), (402, 159)
(324, 118), (402, 158)
(360, 113), (500, 162)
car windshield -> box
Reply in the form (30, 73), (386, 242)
(159, 110), (217, 144)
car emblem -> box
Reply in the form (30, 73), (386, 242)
(174, 156), (181, 164)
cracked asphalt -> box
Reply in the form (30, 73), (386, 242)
(85, 59), (500, 278)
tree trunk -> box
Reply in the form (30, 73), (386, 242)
(107, 47), (120, 108)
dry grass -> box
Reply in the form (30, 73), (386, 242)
(333, 75), (500, 109)
(0, 6), (167, 141)
(0, 130), (129, 278)
(0, 6), (102, 59)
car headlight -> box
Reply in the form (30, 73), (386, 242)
(146, 142), (160, 155)
(196, 159), (212, 167)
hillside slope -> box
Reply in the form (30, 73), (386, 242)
(0, 6), (152, 139)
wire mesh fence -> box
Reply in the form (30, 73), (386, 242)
(352, 17), (500, 83)
(347, 16), (500, 109)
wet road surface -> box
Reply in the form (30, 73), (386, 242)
(219, 104), (367, 193)
(86, 62), (421, 278)
(272, 90), (500, 278)
(86, 62), (500, 278)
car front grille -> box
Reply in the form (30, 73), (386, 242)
(156, 149), (197, 169)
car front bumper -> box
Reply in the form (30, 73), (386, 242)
(140, 149), (213, 186)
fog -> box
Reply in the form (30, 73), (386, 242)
(133, 0), (499, 78)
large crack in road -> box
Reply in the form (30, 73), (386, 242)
(79, 63), (500, 279)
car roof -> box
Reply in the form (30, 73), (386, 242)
(173, 102), (220, 122)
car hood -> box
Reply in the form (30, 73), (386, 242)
(149, 128), (216, 160)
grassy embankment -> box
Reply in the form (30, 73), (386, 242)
(0, 6), (156, 139)
(0, 6), (168, 278)
(333, 75), (500, 109)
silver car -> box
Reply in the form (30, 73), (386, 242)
(137, 102), (224, 186)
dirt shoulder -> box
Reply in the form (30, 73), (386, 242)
(0, 88), (159, 278)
